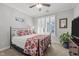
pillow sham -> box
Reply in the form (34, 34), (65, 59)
(13, 28), (36, 36)
(17, 30), (26, 36)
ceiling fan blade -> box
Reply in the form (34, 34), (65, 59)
(41, 3), (50, 7)
(29, 4), (36, 8)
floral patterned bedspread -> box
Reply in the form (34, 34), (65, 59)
(23, 35), (51, 56)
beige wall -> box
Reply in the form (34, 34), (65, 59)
(33, 9), (74, 39)
(73, 4), (79, 18)
(55, 9), (73, 39)
(0, 4), (33, 49)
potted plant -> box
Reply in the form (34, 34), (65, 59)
(60, 32), (71, 49)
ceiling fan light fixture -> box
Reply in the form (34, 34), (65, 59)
(36, 4), (42, 9)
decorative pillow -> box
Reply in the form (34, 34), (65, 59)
(14, 27), (36, 36)
(28, 30), (33, 34)
(32, 30), (35, 34)
(17, 30), (26, 36)
(25, 30), (30, 35)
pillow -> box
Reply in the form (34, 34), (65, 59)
(24, 30), (28, 35)
(33, 29), (36, 34)
(28, 29), (36, 34)
(28, 30), (33, 34)
(15, 28), (35, 36)
(12, 30), (18, 36)
(17, 30), (26, 36)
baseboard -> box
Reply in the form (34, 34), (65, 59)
(0, 46), (10, 51)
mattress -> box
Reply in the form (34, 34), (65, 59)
(12, 34), (37, 49)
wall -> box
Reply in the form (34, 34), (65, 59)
(73, 4), (79, 18)
(32, 18), (38, 33)
(55, 9), (73, 38)
(33, 9), (74, 40)
(10, 9), (33, 28)
(0, 4), (33, 49)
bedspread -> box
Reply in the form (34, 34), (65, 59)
(23, 35), (51, 56)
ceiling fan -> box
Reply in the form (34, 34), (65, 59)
(29, 3), (50, 11)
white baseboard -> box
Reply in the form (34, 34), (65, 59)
(0, 46), (10, 51)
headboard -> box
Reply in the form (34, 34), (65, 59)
(10, 26), (35, 48)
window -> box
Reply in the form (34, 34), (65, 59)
(37, 15), (55, 35)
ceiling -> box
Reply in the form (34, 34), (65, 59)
(4, 3), (78, 18)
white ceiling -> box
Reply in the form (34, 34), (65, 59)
(4, 3), (78, 18)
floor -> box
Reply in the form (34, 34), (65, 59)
(0, 36), (69, 56)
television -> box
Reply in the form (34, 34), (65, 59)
(72, 17), (79, 37)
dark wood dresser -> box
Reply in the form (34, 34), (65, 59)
(69, 37), (79, 56)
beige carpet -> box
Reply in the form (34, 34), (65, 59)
(0, 39), (69, 56)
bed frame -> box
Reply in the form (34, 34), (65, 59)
(10, 27), (51, 56)
(10, 27), (40, 56)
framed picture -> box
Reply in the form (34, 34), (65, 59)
(59, 18), (67, 28)
(15, 17), (24, 22)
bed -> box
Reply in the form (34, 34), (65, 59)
(10, 27), (51, 56)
